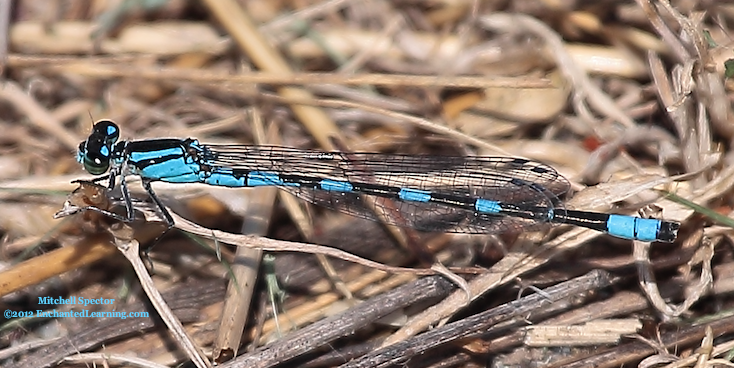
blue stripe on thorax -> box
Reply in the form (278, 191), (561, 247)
(205, 171), (246, 186)
(128, 146), (202, 181)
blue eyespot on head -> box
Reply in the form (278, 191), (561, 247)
(92, 120), (120, 144)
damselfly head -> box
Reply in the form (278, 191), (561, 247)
(77, 120), (120, 175)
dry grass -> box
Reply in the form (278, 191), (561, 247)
(0, 1), (731, 367)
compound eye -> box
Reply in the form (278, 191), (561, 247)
(78, 120), (120, 175)
(81, 139), (112, 175)
(83, 155), (110, 175)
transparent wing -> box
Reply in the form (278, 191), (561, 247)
(201, 145), (570, 233)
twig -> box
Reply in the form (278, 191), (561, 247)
(107, 223), (211, 368)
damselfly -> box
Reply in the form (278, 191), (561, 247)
(75, 120), (680, 243)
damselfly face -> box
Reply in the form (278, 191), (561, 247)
(77, 120), (120, 175)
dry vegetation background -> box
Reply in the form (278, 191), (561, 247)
(0, 0), (732, 367)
